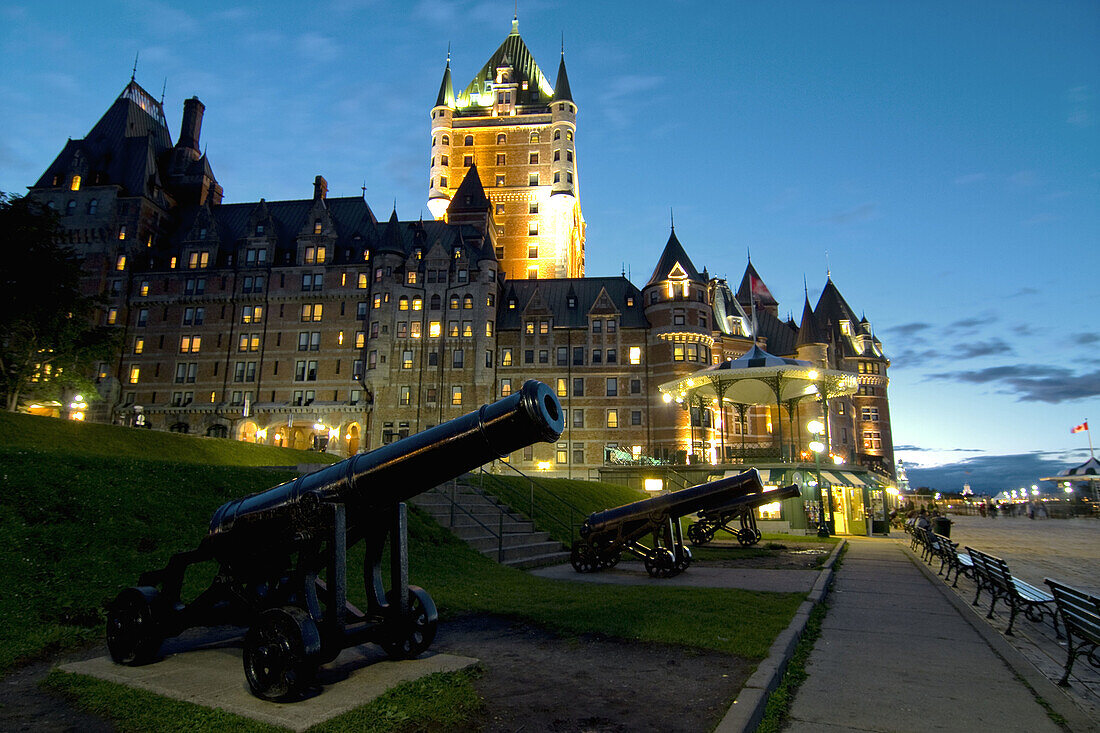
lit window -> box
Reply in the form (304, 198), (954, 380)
(412, 297), (422, 310)
(301, 303), (323, 321)
(139, 281), (149, 297)
(629, 346), (642, 365)
(133, 338), (144, 354)
(188, 251), (209, 269)
(399, 386), (411, 405)
(497, 133), (506, 144)
(119, 226), (127, 240)
(451, 386), (463, 405)
(411, 322), (422, 338)
(496, 175), (505, 186)
(399, 296), (409, 311)
(501, 348), (513, 366)
(527, 265), (538, 279)
(106, 308), (118, 325)
(70, 175), (81, 191)
(501, 379), (512, 396)
(358, 273), (368, 288)
(355, 331), (365, 348)
(128, 366), (140, 384)
(606, 410), (618, 428)
(116, 255), (126, 271)
(407, 271), (417, 284)
(313, 220), (322, 235)
(180, 335), (201, 353)
(429, 321), (441, 337)
(462, 321), (473, 337)
(485, 321), (494, 337)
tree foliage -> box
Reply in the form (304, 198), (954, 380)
(0, 193), (117, 411)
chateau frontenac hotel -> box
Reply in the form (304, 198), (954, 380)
(26, 19), (895, 495)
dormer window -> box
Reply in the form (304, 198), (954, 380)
(313, 220), (322, 235)
(304, 246), (326, 264)
(255, 224), (264, 236)
(198, 227), (206, 239)
(453, 247), (462, 260)
(70, 175), (81, 191)
(567, 296), (577, 308)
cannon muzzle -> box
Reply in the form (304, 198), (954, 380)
(209, 380), (564, 537)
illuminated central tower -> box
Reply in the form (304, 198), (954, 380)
(428, 17), (585, 280)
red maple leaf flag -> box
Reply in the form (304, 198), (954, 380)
(750, 275), (775, 303)
(1071, 421), (1089, 434)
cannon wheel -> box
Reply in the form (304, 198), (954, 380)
(380, 586), (439, 660)
(599, 551), (622, 569)
(243, 606), (321, 701)
(737, 528), (758, 547)
(106, 586), (163, 665)
(643, 548), (676, 579)
(570, 542), (599, 573)
(687, 523), (711, 547)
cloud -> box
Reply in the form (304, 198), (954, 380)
(1008, 287), (1037, 298)
(930, 364), (1100, 403)
(1073, 332), (1100, 345)
(1008, 170), (1039, 187)
(825, 202), (878, 225)
(905, 451), (1087, 493)
(885, 321), (932, 338)
(953, 172), (986, 185)
(1067, 85), (1094, 128)
(296, 32), (341, 65)
(945, 315), (996, 335)
(955, 339), (1013, 359)
(894, 444), (981, 454)
(885, 347), (940, 370)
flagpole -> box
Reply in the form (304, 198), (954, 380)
(1089, 419), (1095, 459)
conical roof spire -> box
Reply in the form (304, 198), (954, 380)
(435, 51), (455, 108)
(645, 225), (704, 288)
(447, 164), (490, 212)
(376, 207), (405, 256)
(736, 260), (778, 307)
(554, 48), (573, 102)
(796, 296), (826, 347)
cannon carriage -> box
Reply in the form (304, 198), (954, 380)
(570, 469), (767, 579)
(106, 380), (564, 701)
(686, 484), (803, 547)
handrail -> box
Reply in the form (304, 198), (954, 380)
(428, 479), (510, 562)
(475, 462), (582, 544)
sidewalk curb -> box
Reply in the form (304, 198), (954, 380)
(714, 538), (846, 733)
(900, 540), (1100, 733)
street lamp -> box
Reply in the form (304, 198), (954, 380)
(807, 419), (829, 537)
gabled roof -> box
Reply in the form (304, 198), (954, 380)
(554, 53), (573, 102)
(736, 260), (778, 307)
(455, 19), (554, 110)
(645, 228), (704, 287)
(498, 278), (647, 330)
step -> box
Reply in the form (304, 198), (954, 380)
(504, 551), (572, 569)
(464, 531), (554, 552)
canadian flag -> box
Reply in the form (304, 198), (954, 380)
(1072, 421), (1088, 434)
(751, 275), (775, 302)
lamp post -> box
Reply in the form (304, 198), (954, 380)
(808, 419), (829, 537)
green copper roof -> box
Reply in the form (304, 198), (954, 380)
(435, 60), (455, 108)
(455, 20), (555, 110)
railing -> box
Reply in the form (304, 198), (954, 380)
(475, 462), (584, 545)
(433, 479), (511, 562)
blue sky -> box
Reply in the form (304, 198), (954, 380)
(2, 1), (1097, 492)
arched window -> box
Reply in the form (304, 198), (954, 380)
(66, 200), (76, 215)
(398, 296), (409, 311)
(530, 132), (540, 143)
(88, 199), (98, 215)
(553, 130), (561, 141)
(430, 294), (441, 310)
(464, 135), (474, 146)
(442, 134), (450, 145)
(496, 133), (506, 144)
(170, 422), (190, 434)
(70, 175), (81, 191)
(566, 130), (574, 141)
(463, 294), (473, 309)
(412, 297), (422, 310)
(206, 424), (228, 438)
(449, 295), (460, 310)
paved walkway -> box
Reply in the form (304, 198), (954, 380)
(784, 537), (1095, 732)
(530, 561), (820, 593)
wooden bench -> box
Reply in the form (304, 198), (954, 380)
(966, 547), (1059, 636)
(931, 533), (972, 587)
(1044, 579), (1100, 686)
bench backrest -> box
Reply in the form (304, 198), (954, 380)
(1045, 579), (1100, 644)
(934, 534), (957, 558)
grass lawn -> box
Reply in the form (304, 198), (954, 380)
(3, 414), (806, 730)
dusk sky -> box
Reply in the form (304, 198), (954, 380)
(2, 1), (1097, 491)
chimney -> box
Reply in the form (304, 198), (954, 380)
(178, 97), (205, 152)
(313, 175), (328, 201)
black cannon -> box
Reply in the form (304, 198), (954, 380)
(570, 469), (765, 578)
(106, 380), (564, 701)
(687, 484), (802, 547)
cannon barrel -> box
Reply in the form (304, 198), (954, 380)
(701, 483), (802, 516)
(209, 380), (564, 537)
(580, 469), (764, 539)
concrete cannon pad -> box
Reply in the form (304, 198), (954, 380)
(60, 637), (478, 732)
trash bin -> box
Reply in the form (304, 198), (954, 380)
(932, 516), (952, 537)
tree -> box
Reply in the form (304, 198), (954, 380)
(0, 193), (118, 412)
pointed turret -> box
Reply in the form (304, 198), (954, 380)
(435, 57), (455, 108)
(554, 52), (573, 102)
(645, 227), (704, 288)
(796, 297), (826, 347)
(447, 164), (490, 213)
(376, 207), (405, 257)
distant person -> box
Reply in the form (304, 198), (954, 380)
(1027, 502), (1035, 520)
(979, 502), (987, 518)
(989, 504), (998, 518)
(916, 509), (932, 532)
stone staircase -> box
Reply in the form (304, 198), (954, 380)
(412, 481), (571, 569)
